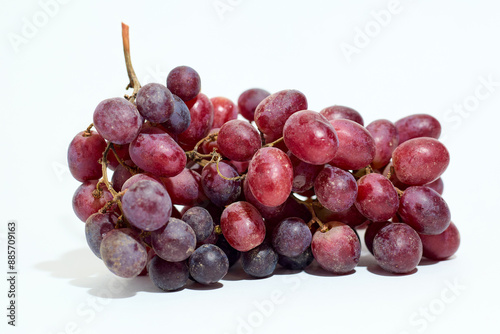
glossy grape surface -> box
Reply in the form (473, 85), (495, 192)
(320, 105), (364, 125)
(178, 93), (214, 150)
(366, 119), (399, 169)
(238, 88), (270, 121)
(68, 131), (106, 182)
(355, 173), (399, 222)
(217, 120), (261, 162)
(166, 66), (201, 102)
(419, 222), (460, 260)
(211, 97), (238, 128)
(287, 152), (323, 193)
(314, 165), (358, 213)
(161, 94), (191, 135)
(162, 168), (207, 206)
(201, 161), (241, 207)
(364, 221), (391, 254)
(395, 114), (441, 144)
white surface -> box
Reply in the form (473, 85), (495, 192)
(1, 0), (499, 333)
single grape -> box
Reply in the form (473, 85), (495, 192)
(242, 243), (278, 278)
(211, 96), (238, 128)
(148, 256), (189, 291)
(247, 147), (293, 207)
(311, 222), (361, 274)
(166, 66), (201, 102)
(136, 83), (175, 123)
(111, 162), (133, 192)
(419, 222), (460, 260)
(283, 110), (339, 165)
(366, 119), (399, 169)
(425, 177), (444, 195)
(329, 119), (375, 170)
(216, 235), (241, 268)
(162, 168), (208, 206)
(68, 131), (106, 182)
(217, 120), (261, 162)
(196, 227), (219, 247)
(151, 218), (196, 262)
(314, 165), (358, 213)
(93, 97), (143, 144)
(242, 177), (286, 220)
(320, 105), (364, 125)
(121, 179), (172, 231)
(373, 223), (423, 274)
(121, 173), (163, 191)
(201, 161), (241, 207)
(161, 94), (191, 135)
(238, 88), (270, 121)
(85, 212), (117, 259)
(315, 203), (367, 228)
(272, 218), (312, 257)
(278, 247), (314, 271)
(254, 89), (307, 139)
(189, 244), (229, 284)
(364, 221), (391, 254)
(287, 152), (323, 193)
(220, 201), (266, 252)
(392, 137), (449, 185)
(72, 180), (114, 222)
(100, 228), (148, 278)
(355, 173), (399, 222)
(182, 206), (214, 241)
(399, 186), (451, 235)
(177, 93), (214, 150)
(106, 143), (130, 171)
(395, 114), (441, 144)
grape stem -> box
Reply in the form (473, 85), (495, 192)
(122, 23), (141, 103)
(214, 225), (222, 235)
(109, 144), (140, 175)
(263, 136), (284, 148)
(213, 155), (246, 181)
(98, 189), (128, 214)
(96, 142), (125, 214)
(292, 195), (326, 232)
(83, 123), (94, 137)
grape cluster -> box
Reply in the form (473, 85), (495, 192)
(68, 26), (460, 291)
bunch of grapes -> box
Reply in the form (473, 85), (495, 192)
(68, 24), (460, 291)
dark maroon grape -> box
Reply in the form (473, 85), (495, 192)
(211, 96), (238, 128)
(242, 243), (278, 278)
(329, 119), (375, 170)
(72, 180), (114, 222)
(373, 223), (423, 274)
(93, 97), (143, 144)
(254, 89), (307, 139)
(238, 88), (270, 121)
(189, 244), (229, 284)
(320, 105), (364, 125)
(196, 227), (219, 247)
(217, 120), (261, 162)
(311, 222), (361, 274)
(85, 212), (117, 259)
(121, 173), (163, 191)
(151, 218), (196, 262)
(111, 163), (133, 192)
(366, 119), (399, 169)
(166, 66), (201, 102)
(314, 165), (357, 213)
(220, 201), (266, 252)
(247, 147), (293, 207)
(106, 143), (131, 171)
(419, 222), (460, 260)
(100, 229), (148, 278)
(121, 180), (172, 231)
(392, 138), (449, 185)
(315, 204), (367, 228)
(68, 131), (106, 182)
(395, 114), (441, 144)
(287, 152), (323, 193)
(278, 247), (314, 270)
(161, 95), (191, 135)
(162, 168), (207, 206)
(129, 127), (186, 177)
(283, 110), (339, 165)
(136, 83), (175, 123)
(216, 235), (241, 268)
(201, 162), (241, 207)
(355, 173), (399, 222)
(272, 218), (312, 257)
(364, 221), (391, 254)
(425, 177), (444, 195)
(148, 256), (189, 291)
(178, 93), (214, 150)
(399, 186), (451, 235)
(181, 206), (214, 241)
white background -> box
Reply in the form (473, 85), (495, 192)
(1, 0), (499, 333)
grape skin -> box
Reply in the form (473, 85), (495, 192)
(111, 162), (133, 192)
(272, 218), (312, 257)
(93, 97), (143, 145)
(72, 180), (114, 222)
(217, 120), (262, 162)
(320, 105), (364, 125)
(278, 247), (314, 271)
(287, 152), (323, 193)
(425, 177), (444, 195)
(355, 173), (399, 222)
(201, 161), (241, 207)
(161, 94), (191, 135)
(364, 221), (391, 254)
(178, 93), (214, 150)
(106, 143), (130, 171)
(189, 244), (229, 284)
(242, 243), (278, 278)
(85, 212), (117, 259)
(121, 173), (164, 192)
(395, 114), (441, 144)
(162, 168), (208, 206)
(68, 131), (106, 182)
(315, 203), (367, 228)
(366, 119), (399, 170)
(148, 256), (189, 291)
(216, 235), (241, 268)
(211, 97), (238, 128)
(166, 66), (201, 102)
(121, 180), (172, 231)
(182, 206), (214, 241)
(238, 88), (270, 121)
(314, 165), (358, 213)
(419, 222), (460, 260)
(242, 177), (286, 221)
(136, 83), (175, 123)
(151, 218), (196, 262)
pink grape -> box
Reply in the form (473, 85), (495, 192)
(242, 177), (286, 221)
(162, 168), (207, 206)
(106, 143), (130, 171)
(178, 93), (214, 150)
(366, 119), (399, 169)
(395, 114), (441, 144)
(72, 180), (114, 222)
(211, 96), (238, 128)
(161, 94), (191, 135)
(121, 173), (163, 191)
(314, 165), (358, 213)
(425, 177), (444, 195)
(68, 131), (106, 182)
(287, 152), (323, 193)
(316, 203), (367, 228)
(355, 173), (399, 222)
(419, 222), (460, 260)
(320, 105), (364, 125)
(238, 88), (270, 121)
(217, 120), (262, 162)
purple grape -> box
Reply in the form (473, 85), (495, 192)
(217, 120), (262, 162)
(121, 173), (163, 191)
(238, 88), (270, 122)
(373, 223), (423, 274)
(178, 93), (214, 150)
(100, 228), (148, 278)
(320, 105), (364, 125)
(162, 168), (208, 206)
(355, 173), (399, 222)
(196, 227), (219, 247)
(419, 222), (460, 260)
(425, 177), (444, 195)
(68, 131), (106, 182)
(272, 218), (312, 257)
(121, 180), (172, 231)
(278, 247), (314, 270)
(161, 95), (191, 135)
(201, 161), (241, 207)
(366, 119), (399, 169)
(111, 163), (133, 192)
(395, 114), (441, 144)
(181, 206), (214, 241)
(216, 235), (241, 268)
(72, 180), (114, 222)
(166, 66), (201, 102)
(364, 221), (391, 254)
(85, 212), (117, 258)
(287, 152), (323, 193)
(136, 83), (175, 123)
(151, 218), (196, 262)
(148, 256), (189, 291)
(93, 97), (143, 144)
(314, 165), (358, 213)
(189, 244), (229, 284)
(316, 203), (367, 228)
(242, 243), (278, 278)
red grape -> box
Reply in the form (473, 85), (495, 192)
(166, 66), (201, 102)
(178, 93), (214, 150)
(238, 88), (270, 122)
(314, 165), (358, 213)
(355, 173), (399, 222)
(201, 161), (241, 207)
(161, 168), (207, 206)
(395, 114), (441, 144)
(315, 203), (367, 228)
(136, 83), (175, 123)
(419, 222), (460, 260)
(425, 177), (444, 195)
(161, 94), (191, 135)
(211, 96), (238, 128)
(320, 105), (364, 125)
(72, 180), (114, 222)
(366, 119), (399, 169)
(68, 131), (106, 182)
(287, 152), (323, 193)
(217, 120), (262, 161)
(364, 221), (391, 254)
